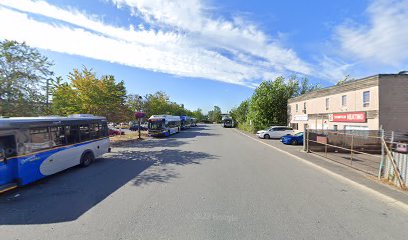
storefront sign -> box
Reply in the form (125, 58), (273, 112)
(329, 112), (366, 123)
(293, 114), (308, 121)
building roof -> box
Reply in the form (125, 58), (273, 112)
(288, 74), (381, 103)
(289, 73), (408, 103)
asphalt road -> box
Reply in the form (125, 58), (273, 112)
(1, 124), (408, 240)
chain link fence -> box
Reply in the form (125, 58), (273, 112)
(305, 129), (408, 189)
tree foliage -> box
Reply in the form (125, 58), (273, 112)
(52, 66), (131, 122)
(230, 99), (249, 125)
(0, 40), (54, 116)
(126, 91), (194, 119)
(192, 108), (205, 122)
(233, 75), (320, 132)
(208, 106), (222, 123)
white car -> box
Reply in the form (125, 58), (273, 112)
(256, 126), (294, 139)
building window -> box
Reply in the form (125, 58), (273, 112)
(295, 104), (298, 112)
(363, 91), (370, 107)
(333, 125), (338, 131)
(342, 95), (347, 107)
(325, 98), (330, 110)
(303, 102), (307, 114)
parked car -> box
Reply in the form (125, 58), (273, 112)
(256, 126), (294, 139)
(109, 128), (124, 136)
(129, 124), (147, 131)
(281, 132), (304, 145)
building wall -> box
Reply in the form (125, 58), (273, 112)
(288, 76), (380, 132)
(379, 75), (408, 132)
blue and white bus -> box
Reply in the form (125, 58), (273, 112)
(148, 115), (181, 137)
(180, 116), (192, 130)
(0, 114), (110, 193)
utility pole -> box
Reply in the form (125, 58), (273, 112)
(138, 95), (143, 140)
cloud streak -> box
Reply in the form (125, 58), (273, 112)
(335, 0), (408, 67)
(0, 0), (312, 87)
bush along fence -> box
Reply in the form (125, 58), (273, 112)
(304, 129), (408, 190)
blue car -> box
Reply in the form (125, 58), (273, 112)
(281, 132), (304, 145)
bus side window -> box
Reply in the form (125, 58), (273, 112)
(89, 123), (100, 139)
(80, 125), (91, 141)
(0, 135), (17, 158)
(66, 125), (80, 144)
(49, 127), (65, 147)
(30, 128), (52, 151)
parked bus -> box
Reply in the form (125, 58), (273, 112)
(0, 114), (110, 193)
(191, 118), (197, 127)
(223, 117), (235, 128)
(148, 115), (181, 137)
(180, 116), (192, 130)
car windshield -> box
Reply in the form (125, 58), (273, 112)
(295, 132), (303, 136)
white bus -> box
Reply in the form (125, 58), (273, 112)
(148, 115), (181, 137)
(0, 114), (110, 193)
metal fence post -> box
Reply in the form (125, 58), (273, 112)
(306, 129), (310, 153)
(350, 135), (354, 165)
(378, 129), (385, 179)
(303, 128), (307, 152)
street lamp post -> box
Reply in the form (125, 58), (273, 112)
(135, 95), (144, 140)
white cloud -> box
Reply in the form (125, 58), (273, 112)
(335, 0), (408, 66)
(112, 0), (312, 74)
(316, 56), (354, 83)
(0, 0), (311, 87)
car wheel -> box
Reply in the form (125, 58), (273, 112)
(264, 134), (270, 139)
(80, 151), (94, 167)
(291, 140), (298, 145)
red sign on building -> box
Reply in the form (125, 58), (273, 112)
(329, 112), (366, 123)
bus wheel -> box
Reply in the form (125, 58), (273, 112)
(80, 151), (94, 167)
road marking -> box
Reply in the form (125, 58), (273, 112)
(233, 128), (408, 213)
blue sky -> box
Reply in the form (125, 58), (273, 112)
(1, 0), (408, 113)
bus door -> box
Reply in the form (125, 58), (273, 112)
(0, 134), (19, 189)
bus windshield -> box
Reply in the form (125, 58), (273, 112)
(149, 120), (163, 130)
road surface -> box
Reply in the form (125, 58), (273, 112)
(1, 124), (407, 239)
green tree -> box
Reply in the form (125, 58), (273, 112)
(52, 66), (131, 122)
(336, 74), (354, 85)
(0, 40), (54, 116)
(126, 94), (144, 112)
(208, 106), (222, 123)
(192, 108), (205, 122)
(245, 75), (319, 131)
(230, 99), (249, 125)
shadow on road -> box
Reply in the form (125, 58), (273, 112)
(0, 149), (217, 225)
(176, 125), (219, 139)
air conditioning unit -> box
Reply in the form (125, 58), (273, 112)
(68, 114), (95, 118)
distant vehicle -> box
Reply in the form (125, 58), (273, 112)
(256, 126), (294, 139)
(108, 128), (124, 136)
(281, 132), (304, 145)
(191, 118), (197, 127)
(223, 117), (235, 128)
(0, 114), (110, 193)
(129, 125), (147, 131)
(148, 115), (181, 137)
(180, 116), (192, 130)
